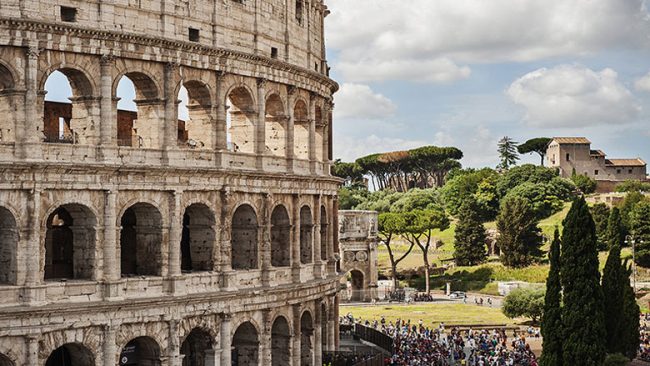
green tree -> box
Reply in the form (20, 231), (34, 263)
(560, 197), (606, 365)
(615, 180), (650, 193)
(495, 164), (563, 197)
(439, 168), (499, 219)
(338, 187), (369, 210)
(389, 188), (439, 213)
(332, 160), (365, 187)
(590, 203), (611, 250)
(621, 262), (640, 359)
(501, 287), (545, 323)
(517, 137), (552, 166)
(401, 209), (450, 294)
(630, 201), (650, 267)
(496, 196), (543, 267)
(454, 198), (487, 266)
(502, 181), (566, 219)
(571, 173), (597, 194)
(497, 136), (519, 170)
(377, 212), (412, 290)
(540, 228), (562, 366)
(619, 191), (646, 232)
(602, 243), (625, 355)
(607, 207), (626, 249)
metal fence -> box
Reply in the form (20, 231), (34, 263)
(323, 351), (385, 366)
(353, 324), (394, 354)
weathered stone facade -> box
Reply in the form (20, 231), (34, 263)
(338, 211), (378, 302)
(0, 0), (340, 365)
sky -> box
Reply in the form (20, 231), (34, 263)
(325, 0), (650, 168)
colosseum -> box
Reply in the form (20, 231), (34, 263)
(0, 0), (340, 365)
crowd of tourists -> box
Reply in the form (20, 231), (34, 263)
(341, 314), (538, 366)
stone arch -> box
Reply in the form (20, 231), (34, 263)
(300, 311), (314, 366)
(271, 316), (291, 366)
(227, 85), (256, 153)
(0, 61), (17, 143)
(0, 353), (13, 366)
(120, 336), (161, 366)
(44, 203), (97, 281)
(231, 204), (259, 270)
(0, 61), (17, 89)
(299, 206), (313, 264)
(270, 205), (291, 267)
(265, 93), (286, 157)
(348, 269), (365, 302)
(0, 206), (18, 285)
(179, 80), (213, 149)
(293, 99), (309, 159)
(41, 66), (97, 145)
(181, 203), (216, 273)
(120, 202), (163, 277)
(44, 343), (94, 366)
(115, 71), (163, 148)
(180, 328), (214, 366)
(232, 321), (259, 366)
(319, 206), (328, 261)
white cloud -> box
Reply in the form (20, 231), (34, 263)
(635, 71), (650, 92)
(334, 83), (397, 120)
(506, 65), (641, 127)
(325, 0), (649, 83)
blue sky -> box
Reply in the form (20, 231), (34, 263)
(325, 0), (650, 168)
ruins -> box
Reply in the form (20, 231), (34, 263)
(0, 0), (339, 365)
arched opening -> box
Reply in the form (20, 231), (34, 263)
(44, 204), (97, 281)
(300, 206), (313, 264)
(181, 204), (216, 273)
(43, 69), (96, 145)
(227, 87), (255, 153)
(271, 316), (291, 366)
(0, 63), (17, 143)
(180, 328), (213, 366)
(115, 73), (162, 148)
(0, 353), (14, 366)
(231, 205), (258, 270)
(300, 311), (314, 366)
(120, 203), (163, 277)
(315, 106), (324, 162)
(232, 322), (259, 366)
(319, 206), (328, 261)
(271, 205), (291, 267)
(120, 337), (161, 366)
(349, 270), (365, 302)
(265, 94), (286, 157)
(180, 81), (213, 149)
(321, 303), (328, 351)
(45, 343), (94, 366)
(0, 207), (18, 285)
(293, 100), (309, 159)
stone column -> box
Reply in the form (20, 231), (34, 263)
(219, 189), (233, 288)
(314, 302), (323, 366)
(330, 196), (339, 275)
(25, 188), (41, 289)
(261, 193), (272, 287)
(168, 190), (184, 294)
(327, 298), (336, 352)
(334, 294), (340, 349)
(103, 325), (117, 366)
(260, 310), (272, 366)
(256, 78), (266, 170)
(291, 194), (301, 283)
(285, 86), (296, 173)
(215, 72), (227, 151)
(292, 304), (301, 366)
(100, 54), (115, 149)
(163, 63), (179, 154)
(26, 335), (38, 366)
(103, 190), (119, 296)
(220, 314), (232, 366)
(322, 102), (331, 164)
(24, 46), (42, 159)
(312, 195), (322, 278)
(308, 93), (317, 173)
(169, 320), (182, 366)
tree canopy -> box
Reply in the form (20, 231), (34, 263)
(497, 136), (519, 170)
(517, 137), (551, 166)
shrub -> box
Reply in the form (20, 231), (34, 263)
(502, 287), (545, 323)
(602, 353), (630, 366)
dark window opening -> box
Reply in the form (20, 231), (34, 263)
(271, 47), (278, 59)
(60, 7), (77, 22)
(189, 28), (200, 42)
(595, 170), (599, 175)
(629, 169), (633, 174)
(296, 0), (304, 23)
(617, 169), (621, 174)
(566, 153), (570, 162)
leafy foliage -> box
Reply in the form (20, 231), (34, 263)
(571, 173), (597, 194)
(540, 229), (562, 366)
(607, 207), (626, 249)
(618, 191), (646, 232)
(502, 181), (569, 219)
(590, 203), (611, 250)
(332, 160), (365, 187)
(517, 137), (552, 166)
(496, 164), (562, 197)
(603, 353), (630, 366)
(560, 198), (606, 365)
(496, 196), (544, 267)
(615, 180), (650, 193)
(497, 136), (520, 170)
(501, 287), (545, 323)
(454, 198), (488, 266)
(439, 168), (500, 220)
(602, 243), (626, 355)
(630, 201), (650, 267)
(621, 262), (641, 359)
(338, 187), (369, 210)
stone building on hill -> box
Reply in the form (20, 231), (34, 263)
(0, 0), (340, 365)
(546, 137), (647, 190)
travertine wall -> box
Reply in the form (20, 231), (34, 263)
(0, 0), (340, 365)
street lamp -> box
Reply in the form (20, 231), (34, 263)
(625, 234), (645, 293)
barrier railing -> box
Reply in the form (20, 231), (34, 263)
(323, 351), (385, 366)
(353, 324), (394, 354)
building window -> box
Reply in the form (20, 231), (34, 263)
(566, 153), (570, 162)
(189, 28), (200, 42)
(296, 0), (304, 24)
(629, 169), (633, 174)
(594, 170), (599, 176)
(617, 169), (621, 174)
(271, 47), (278, 59)
(60, 6), (77, 22)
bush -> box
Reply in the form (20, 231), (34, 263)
(602, 353), (630, 366)
(572, 174), (597, 194)
(502, 287), (545, 323)
(615, 180), (650, 193)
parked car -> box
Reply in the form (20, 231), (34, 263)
(449, 291), (467, 299)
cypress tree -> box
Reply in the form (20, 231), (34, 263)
(601, 242), (625, 354)
(454, 198), (487, 266)
(606, 207), (625, 249)
(540, 228), (562, 366)
(560, 197), (606, 365)
(621, 262), (641, 359)
(496, 196), (543, 267)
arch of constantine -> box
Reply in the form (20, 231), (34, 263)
(0, 0), (340, 365)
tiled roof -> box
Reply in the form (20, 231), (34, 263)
(552, 137), (591, 144)
(590, 150), (606, 157)
(605, 158), (646, 167)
